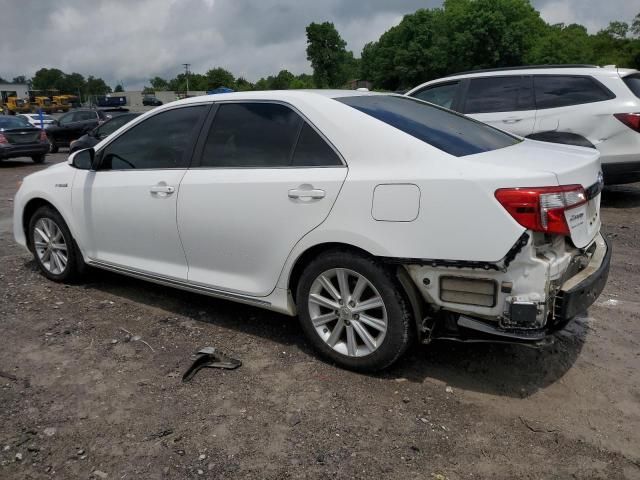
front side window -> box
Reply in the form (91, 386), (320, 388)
(464, 76), (533, 114)
(96, 114), (138, 139)
(200, 103), (341, 168)
(534, 75), (614, 109)
(99, 106), (206, 170)
(337, 95), (519, 157)
(411, 81), (460, 109)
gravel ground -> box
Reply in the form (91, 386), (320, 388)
(1, 153), (639, 479)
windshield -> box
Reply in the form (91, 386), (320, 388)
(336, 95), (520, 157)
(0, 116), (32, 129)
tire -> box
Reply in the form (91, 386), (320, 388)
(31, 154), (46, 164)
(49, 139), (59, 153)
(296, 250), (413, 372)
(28, 206), (85, 283)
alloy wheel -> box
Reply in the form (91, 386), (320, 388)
(308, 268), (388, 357)
(33, 218), (68, 275)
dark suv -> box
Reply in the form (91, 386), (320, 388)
(46, 109), (109, 153)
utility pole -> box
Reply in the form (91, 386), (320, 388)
(182, 63), (191, 97)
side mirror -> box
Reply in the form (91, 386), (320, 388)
(68, 148), (95, 170)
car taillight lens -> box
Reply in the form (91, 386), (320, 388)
(495, 185), (587, 235)
(0, 133), (8, 145)
(614, 113), (640, 132)
(39, 130), (48, 142)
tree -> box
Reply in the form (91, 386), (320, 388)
(85, 76), (111, 95)
(601, 21), (629, 39)
(32, 68), (66, 91)
(271, 70), (295, 89)
(235, 77), (254, 91)
(360, 0), (546, 90)
(114, 84), (124, 92)
(150, 76), (169, 91)
(142, 86), (155, 94)
(632, 13), (640, 37)
(12, 75), (28, 84)
(205, 67), (235, 90)
(306, 21), (353, 88)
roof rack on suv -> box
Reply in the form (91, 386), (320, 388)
(444, 64), (600, 78)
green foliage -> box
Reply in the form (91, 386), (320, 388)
(601, 21), (629, 39)
(114, 84), (124, 92)
(306, 21), (353, 88)
(85, 76), (112, 95)
(12, 75), (28, 84)
(361, 0), (546, 90)
(205, 68), (235, 90)
(150, 76), (169, 90)
(361, 3), (640, 90)
(142, 86), (155, 94)
(235, 77), (254, 91)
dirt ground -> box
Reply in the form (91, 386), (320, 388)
(1, 153), (639, 480)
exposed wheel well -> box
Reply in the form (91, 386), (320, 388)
(22, 198), (56, 249)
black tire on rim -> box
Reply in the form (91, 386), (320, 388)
(49, 139), (59, 153)
(28, 206), (85, 282)
(296, 250), (413, 372)
(31, 154), (46, 164)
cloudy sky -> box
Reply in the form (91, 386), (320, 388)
(0, 0), (637, 89)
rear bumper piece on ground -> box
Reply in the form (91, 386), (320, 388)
(451, 234), (611, 345)
(0, 143), (49, 159)
(602, 161), (640, 185)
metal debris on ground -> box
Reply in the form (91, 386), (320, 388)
(182, 347), (242, 382)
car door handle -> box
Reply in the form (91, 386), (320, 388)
(150, 185), (175, 196)
(502, 118), (523, 124)
(288, 187), (326, 200)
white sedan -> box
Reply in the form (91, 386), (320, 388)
(12, 90), (610, 371)
(16, 113), (56, 128)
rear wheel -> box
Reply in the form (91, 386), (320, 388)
(31, 154), (45, 164)
(297, 250), (413, 371)
(28, 206), (84, 282)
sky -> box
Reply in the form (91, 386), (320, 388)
(0, 0), (637, 90)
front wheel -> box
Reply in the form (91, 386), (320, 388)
(28, 206), (85, 282)
(296, 251), (413, 372)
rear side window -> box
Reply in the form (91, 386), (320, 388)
(337, 95), (519, 157)
(534, 75), (614, 109)
(411, 81), (460, 109)
(200, 103), (341, 168)
(623, 74), (640, 98)
(464, 76), (534, 114)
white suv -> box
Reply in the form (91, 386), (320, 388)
(13, 91), (610, 371)
(407, 65), (640, 185)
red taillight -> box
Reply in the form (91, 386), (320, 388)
(0, 133), (8, 145)
(614, 113), (640, 132)
(39, 130), (48, 142)
(495, 185), (587, 235)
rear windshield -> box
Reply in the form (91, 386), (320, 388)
(623, 74), (640, 98)
(0, 117), (32, 129)
(336, 95), (519, 157)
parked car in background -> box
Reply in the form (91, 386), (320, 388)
(17, 113), (56, 128)
(0, 115), (49, 163)
(142, 95), (163, 106)
(407, 65), (640, 184)
(69, 112), (140, 153)
(13, 90), (609, 371)
(45, 109), (110, 153)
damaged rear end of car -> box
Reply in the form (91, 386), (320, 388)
(404, 141), (610, 345)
